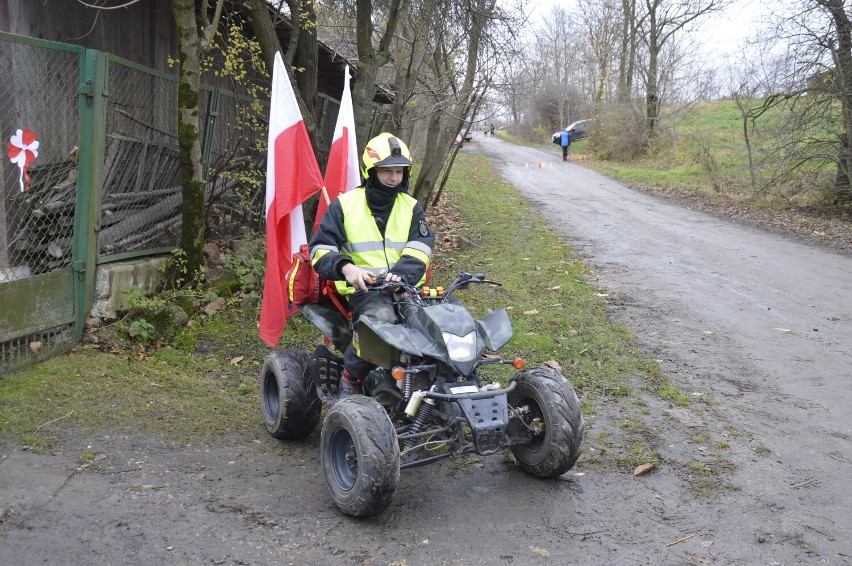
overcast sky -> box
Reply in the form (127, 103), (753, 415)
(524, 0), (768, 60)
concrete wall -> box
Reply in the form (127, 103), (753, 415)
(87, 257), (166, 325)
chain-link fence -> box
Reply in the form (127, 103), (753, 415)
(0, 34), (83, 373)
(99, 58), (182, 258)
(0, 39), (81, 281)
(2, 31), (345, 374)
(98, 57), (283, 257)
(316, 93), (341, 168)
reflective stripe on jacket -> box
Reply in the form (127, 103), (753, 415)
(322, 188), (430, 295)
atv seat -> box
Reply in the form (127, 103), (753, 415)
(299, 300), (352, 352)
(298, 268), (432, 353)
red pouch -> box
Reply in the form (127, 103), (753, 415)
(287, 244), (322, 305)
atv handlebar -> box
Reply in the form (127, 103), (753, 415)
(443, 271), (502, 299)
(365, 271), (502, 303)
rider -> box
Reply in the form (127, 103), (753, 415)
(309, 132), (435, 396)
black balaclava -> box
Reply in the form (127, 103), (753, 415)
(365, 168), (410, 234)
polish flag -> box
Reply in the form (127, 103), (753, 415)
(259, 52), (325, 346)
(314, 66), (360, 231)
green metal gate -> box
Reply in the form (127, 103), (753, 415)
(1, 31), (339, 376)
(0, 33), (101, 374)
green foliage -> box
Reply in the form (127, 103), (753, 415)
(160, 248), (196, 291)
(209, 23), (269, 200)
(220, 235), (266, 295)
(128, 319), (157, 342)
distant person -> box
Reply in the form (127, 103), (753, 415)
(489, 124), (495, 137)
(560, 128), (571, 161)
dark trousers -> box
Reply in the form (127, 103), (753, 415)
(562, 144), (569, 160)
(344, 291), (398, 379)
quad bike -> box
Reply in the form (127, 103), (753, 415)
(260, 271), (584, 517)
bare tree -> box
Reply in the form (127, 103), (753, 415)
(640, 0), (725, 136)
(411, 0), (500, 205)
(816, 0), (852, 197)
(535, 6), (577, 127)
(735, 0), (852, 202)
(352, 0), (404, 144)
(578, 0), (624, 107)
(618, 0), (642, 102)
(246, 0), (320, 137)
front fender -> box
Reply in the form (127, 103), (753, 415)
(357, 315), (422, 368)
(477, 308), (513, 351)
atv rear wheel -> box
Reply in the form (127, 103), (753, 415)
(320, 396), (400, 517)
(260, 349), (320, 439)
(508, 366), (584, 478)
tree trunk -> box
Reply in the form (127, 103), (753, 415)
(246, 0), (280, 73)
(171, 0), (207, 277)
(619, 0), (638, 102)
(352, 0), (402, 144)
(290, 0), (319, 138)
(412, 0), (495, 208)
(412, 113), (445, 207)
(645, 1), (659, 136)
(820, 0), (852, 198)
(247, 0), (316, 132)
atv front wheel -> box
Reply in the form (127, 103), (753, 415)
(508, 366), (584, 478)
(260, 349), (320, 439)
(320, 396), (400, 517)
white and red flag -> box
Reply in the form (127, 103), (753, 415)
(259, 52), (325, 346)
(314, 66), (360, 231)
(7, 128), (39, 193)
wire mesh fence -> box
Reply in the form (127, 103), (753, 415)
(2, 31), (345, 374)
(0, 35), (82, 373)
(100, 58), (183, 258)
(0, 39), (81, 282)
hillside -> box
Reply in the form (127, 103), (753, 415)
(534, 100), (852, 253)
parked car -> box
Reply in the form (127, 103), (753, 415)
(454, 131), (473, 144)
(551, 119), (594, 144)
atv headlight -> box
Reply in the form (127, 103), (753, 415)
(442, 331), (477, 363)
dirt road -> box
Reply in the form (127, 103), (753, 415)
(2, 136), (851, 565)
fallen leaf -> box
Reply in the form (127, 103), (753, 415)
(543, 360), (562, 370)
(699, 540), (714, 549)
(230, 356), (245, 365)
(633, 463), (656, 476)
(529, 546), (550, 558)
(523, 309), (539, 315)
(569, 329), (578, 336)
